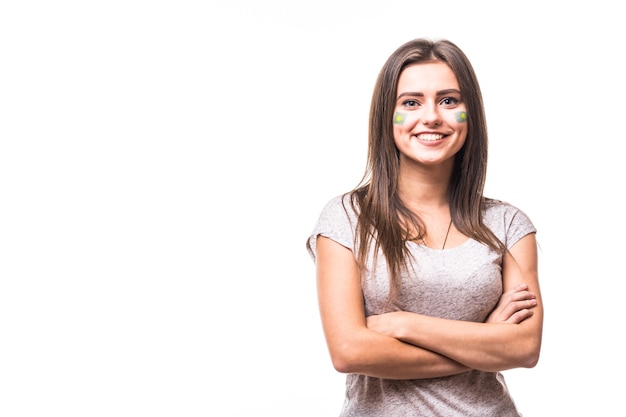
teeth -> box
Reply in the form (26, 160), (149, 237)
(416, 133), (444, 141)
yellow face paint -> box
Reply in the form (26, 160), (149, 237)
(455, 111), (468, 123)
(393, 112), (406, 125)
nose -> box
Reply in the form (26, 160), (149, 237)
(421, 102), (441, 126)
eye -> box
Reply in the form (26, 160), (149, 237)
(440, 97), (460, 107)
(402, 99), (420, 109)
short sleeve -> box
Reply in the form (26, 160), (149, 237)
(306, 194), (357, 263)
(483, 199), (537, 249)
(504, 207), (536, 249)
(482, 200), (537, 249)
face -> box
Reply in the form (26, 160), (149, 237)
(393, 62), (468, 169)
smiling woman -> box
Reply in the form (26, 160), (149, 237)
(393, 63), (468, 174)
(305, 38), (543, 416)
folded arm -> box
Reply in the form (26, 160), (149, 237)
(366, 233), (543, 372)
(315, 235), (470, 379)
(315, 233), (543, 379)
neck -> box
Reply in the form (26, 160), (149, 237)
(397, 155), (453, 210)
(398, 174), (450, 213)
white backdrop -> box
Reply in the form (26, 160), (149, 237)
(1, 1), (624, 416)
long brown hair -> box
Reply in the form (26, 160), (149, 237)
(350, 38), (505, 296)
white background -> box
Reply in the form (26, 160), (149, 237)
(1, 1), (624, 416)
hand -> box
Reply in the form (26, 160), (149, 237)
(486, 283), (537, 324)
(366, 311), (408, 338)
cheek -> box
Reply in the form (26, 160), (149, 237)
(445, 114), (468, 136)
(392, 112), (411, 142)
(393, 112), (418, 131)
(454, 110), (468, 123)
(455, 126), (469, 149)
(393, 117), (414, 141)
(443, 111), (465, 126)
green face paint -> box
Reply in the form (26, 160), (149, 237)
(393, 112), (406, 125)
(455, 111), (468, 123)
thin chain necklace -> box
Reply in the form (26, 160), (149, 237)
(421, 218), (453, 250)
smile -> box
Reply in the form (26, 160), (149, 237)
(414, 133), (444, 141)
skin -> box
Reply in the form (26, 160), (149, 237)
(315, 62), (543, 379)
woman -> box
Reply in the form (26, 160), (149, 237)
(306, 38), (543, 416)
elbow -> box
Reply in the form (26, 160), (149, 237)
(521, 346), (541, 369)
(526, 355), (540, 369)
(516, 336), (542, 369)
(328, 341), (365, 374)
(487, 334), (542, 371)
(331, 357), (351, 374)
(515, 352), (539, 369)
(484, 345), (541, 373)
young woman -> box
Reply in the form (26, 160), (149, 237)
(306, 38), (543, 416)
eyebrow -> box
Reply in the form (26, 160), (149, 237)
(397, 89), (462, 100)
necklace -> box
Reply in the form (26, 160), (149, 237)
(420, 218), (453, 250)
(441, 218), (453, 250)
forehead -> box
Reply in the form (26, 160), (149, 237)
(397, 62), (459, 93)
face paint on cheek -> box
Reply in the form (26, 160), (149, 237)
(455, 111), (468, 123)
(393, 112), (406, 125)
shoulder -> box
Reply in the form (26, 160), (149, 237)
(307, 193), (359, 261)
(318, 193), (358, 222)
(483, 198), (530, 221)
(483, 198), (536, 249)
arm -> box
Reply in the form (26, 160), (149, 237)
(366, 233), (543, 372)
(315, 235), (470, 379)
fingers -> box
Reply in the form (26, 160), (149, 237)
(503, 284), (536, 304)
(486, 283), (538, 324)
(508, 308), (534, 324)
(503, 299), (537, 324)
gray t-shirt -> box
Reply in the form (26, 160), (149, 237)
(307, 194), (537, 417)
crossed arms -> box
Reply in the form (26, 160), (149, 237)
(315, 233), (543, 380)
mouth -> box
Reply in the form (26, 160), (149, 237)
(413, 133), (445, 141)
